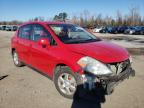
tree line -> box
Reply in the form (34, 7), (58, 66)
(0, 7), (144, 28)
(69, 7), (144, 28)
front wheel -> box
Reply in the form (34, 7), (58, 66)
(54, 66), (82, 99)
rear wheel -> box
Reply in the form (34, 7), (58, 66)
(54, 66), (82, 99)
(12, 51), (24, 67)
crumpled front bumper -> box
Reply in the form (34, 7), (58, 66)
(101, 66), (135, 82)
(100, 66), (135, 94)
(81, 65), (135, 94)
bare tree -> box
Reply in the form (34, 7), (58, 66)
(104, 15), (113, 26)
(80, 14), (84, 27)
(129, 7), (141, 25)
(71, 15), (79, 25)
(95, 14), (102, 26)
(116, 10), (123, 25)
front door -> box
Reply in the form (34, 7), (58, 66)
(29, 24), (57, 76)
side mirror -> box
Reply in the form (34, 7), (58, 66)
(38, 38), (50, 48)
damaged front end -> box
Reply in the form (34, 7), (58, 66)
(78, 57), (135, 94)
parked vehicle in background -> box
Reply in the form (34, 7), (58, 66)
(134, 26), (144, 35)
(124, 27), (136, 34)
(93, 26), (103, 33)
(102, 26), (118, 34)
(139, 26), (144, 35)
(11, 21), (135, 99)
(99, 26), (109, 33)
(1, 25), (6, 30)
(5, 25), (18, 31)
(124, 26), (143, 35)
(117, 26), (128, 33)
(5, 26), (13, 31)
(98, 26), (110, 33)
(132, 26), (143, 35)
(95, 26), (118, 34)
(104, 26), (112, 33)
(13, 26), (18, 31)
(92, 25), (144, 35)
(110, 26), (119, 34)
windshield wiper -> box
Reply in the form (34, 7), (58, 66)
(64, 38), (100, 44)
(83, 39), (99, 42)
(64, 39), (84, 44)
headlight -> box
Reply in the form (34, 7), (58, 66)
(77, 56), (112, 75)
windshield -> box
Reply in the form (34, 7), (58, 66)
(49, 24), (100, 44)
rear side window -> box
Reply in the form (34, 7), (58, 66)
(32, 24), (51, 42)
(19, 25), (32, 39)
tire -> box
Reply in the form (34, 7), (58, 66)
(114, 31), (118, 34)
(12, 50), (24, 67)
(54, 66), (82, 99)
(140, 31), (144, 35)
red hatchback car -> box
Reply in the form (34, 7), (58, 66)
(11, 21), (135, 98)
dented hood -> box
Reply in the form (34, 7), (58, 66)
(66, 41), (129, 63)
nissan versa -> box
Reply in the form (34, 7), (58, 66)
(11, 21), (135, 99)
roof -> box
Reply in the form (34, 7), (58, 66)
(20, 21), (68, 27)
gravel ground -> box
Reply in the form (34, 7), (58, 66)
(93, 33), (144, 55)
(93, 33), (144, 48)
(0, 31), (144, 108)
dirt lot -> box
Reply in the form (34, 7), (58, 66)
(93, 33), (144, 48)
(0, 31), (144, 108)
(92, 33), (144, 55)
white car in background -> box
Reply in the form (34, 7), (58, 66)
(93, 27), (103, 33)
(5, 25), (18, 31)
(5, 26), (13, 31)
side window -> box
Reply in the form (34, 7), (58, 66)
(19, 25), (32, 39)
(32, 24), (57, 45)
(32, 24), (51, 41)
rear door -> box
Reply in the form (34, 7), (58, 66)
(16, 24), (32, 64)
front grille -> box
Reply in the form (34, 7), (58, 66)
(108, 59), (130, 75)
